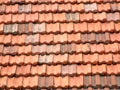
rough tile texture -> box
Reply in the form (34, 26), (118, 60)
(0, 0), (120, 89)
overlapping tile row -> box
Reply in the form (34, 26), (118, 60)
(1, 32), (120, 45)
(0, 3), (120, 14)
(0, 12), (120, 23)
(1, 64), (120, 76)
(0, 22), (120, 34)
(0, 43), (120, 55)
(0, 53), (120, 65)
(0, 75), (120, 89)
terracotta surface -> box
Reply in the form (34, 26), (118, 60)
(0, 0), (120, 89)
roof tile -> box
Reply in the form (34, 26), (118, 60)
(62, 65), (69, 75)
(92, 64), (106, 74)
(0, 55), (9, 66)
(3, 46), (10, 55)
(115, 22), (120, 32)
(54, 33), (67, 43)
(18, 46), (25, 54)
(111, 3), (118, 11)
(54, 76), (61, 88)
(6, 5), (11, 13)
(39, 13), (52, 22)
(4, 24), (12, 34)
(84, 75), (92, 87)
(9, 55), (24, 65)
(91, 44), (105, 53)
(0, 24), (4, 33)
(95, 75), (101, 86)
(16, 65), (31, 76)
(99, 54), (113, 64)
(11, 35), (18, 45)
(81, 43), (90, 53)
(69, 75), (83, 87)
(83, 53), (98, 64)
(69, 54), (83, 63)
(69, 64), (77, 75)
(38, 76), (46, 88)
(110, 33), (119, 42)
(31, 64), (46, 75)
(39, 44), (47, 54)
(29, 76), (39, 88)
(7, 77), (23, 88)
(77, 64), (91, 74)
(81, 33), (88, 42)
(18, 5), (25, 13)
(94, 12), (107, 21)
(84, 3), (97, 12)
(53, 65), (61, 76)
(107, 64), (118, 74)
(46, 54), (53, 64)
(32, 4), (44, 12)
(24, 55), (35, 64)
(25, 4), (32, 13)
(113, 54), (120, 63)
(88, 23), (94, 32)
(11, 4), (18, 13)
(117, 3), (120, 10)
(53, 13), (66, 22)
(59, 3), (71, 11)
(98, 3), (111, 12)
(53, 44), (61, 54)
(53, 54), (68, 64)
(111, 75), (117, 87)
(0, 35), (4, 44)
(39, 55), (46, 64)
(68, 33), (81, 43)
(72, 4), (84, 12)
(26, 13), (38, 22)
(46, 76), (54, 88)
(24, 45), (32, 54)
(105, 43), (119, 53)
(1, 65), (16, 76)
(18, 24), (25, 34)
(9, 46), (18, 55)
(74, 22), (88, 32)
(46, 23), (60, 33)
(23, 77), (30, 88)
(94, 22), (101, 32)
(32, 45), (40, 54)
(40, 34), (53, 44)
(45, 4), (58, 12)
(0, 77), (7, 88)
(116, 76), (120, 87)
(12, 14), (25, 22)
(61, 44), (68, 54)
(4, 34), (12, 44)
(0, 4), (6, 14)
(61, 76), (69, 88)
(0, 45), (4, 54)
(80, 13), (93, 22)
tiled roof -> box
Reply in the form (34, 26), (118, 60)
(0, 0), (120, 89)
